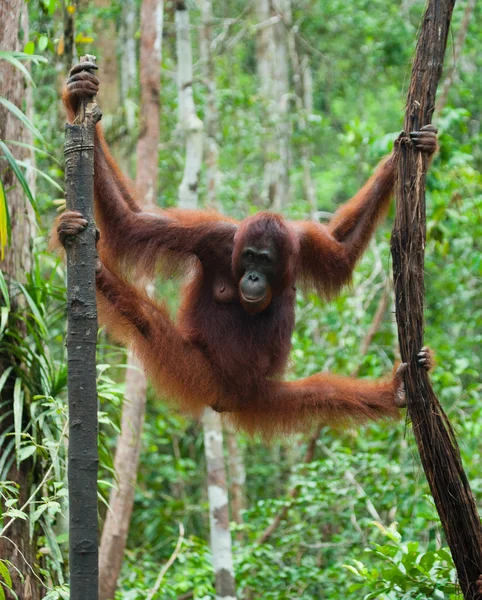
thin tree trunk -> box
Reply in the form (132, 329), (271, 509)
(203, 408), (237, 600)
(0, 3), (39, 597)
(200, 0), (220, 208)
(62, 2), (75, 72)
(176, 0), (203, 209)
(120, 0), (138, 103)
(64, 55), (100, 600)
(300, 61), (316, 216)
(99, 3), (163, 599)
(95, 0), (120, 117)
(289, 36), (316, 215)
(272, 0), (291, 211)
(435, 0), (476, 114)
(226, 430), (246, 533)
(256, 0), (291, 210)
(391, 1), (482, 597)
(136, 0), (163, 209)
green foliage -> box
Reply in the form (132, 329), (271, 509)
(0, 256), (127, 592)
(345, 523), (456, 599)
(2, 0), (482, 597)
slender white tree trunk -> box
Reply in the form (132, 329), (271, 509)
(176, 4), (236, 596)
(256, 0), (291, 210)
(300, 63), (316, 216)
(120, 0), (138, 103)
(200, 0), (220, 208)
(226, 430), (246, 535)
(203, 409), (237, 600)
(289, 33), (316, 215)
(99, 3), (164, 599)
(176, 0), (203, 208)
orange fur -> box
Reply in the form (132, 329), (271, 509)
(230, 374), (399, 437)
(58, 71), (409, 438)
(294, 156), (396, 299)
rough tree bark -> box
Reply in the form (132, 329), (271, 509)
(64, 55), (100, 600)
(0, 1), (34, 281)
(391, 1), (482, 597)
(0, 3), (39, 598)
(176, 0), (203, 209)
(99, 3), (164, 599)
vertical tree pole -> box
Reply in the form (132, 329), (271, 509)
(64, 54), (101, 600)
(391, 1), (482, 598)
(203, 409), (237, 600)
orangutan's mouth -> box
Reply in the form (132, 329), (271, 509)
(240, 291), (266, 303)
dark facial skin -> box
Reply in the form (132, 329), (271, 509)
(238, 238), (280, 314)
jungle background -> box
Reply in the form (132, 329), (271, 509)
(1, 0), (482, 598)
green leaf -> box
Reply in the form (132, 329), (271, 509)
(13, 378), (24, 467)
(42, 520), (64, 566)
(17, 282), (48, 336)
(0, 53), (33, 84)
(38, 35), (49, 52)
(4, 140), (60, 164)
(14, 160), (63, 193)
(0, 99), (44, 141)
(23, 41), (35, 55)
(0, 307), (8, 337)
(0, 50), (47, 65)
(0, 367), (13, 395)
(0, 142), (38, 215)
(343, 564), (360, 576)
(18, 445), (37, 462)
(48, 0), (57, 16)
(0, 560), (12, 588)
(0, 178), (10, 260)
(31, 503), (49, 523)
(0, 270), (9, 310)
(4, 508), (27, 521)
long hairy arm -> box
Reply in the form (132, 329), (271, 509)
(294, 127), (436, 297)
(63, 61), (237, 278)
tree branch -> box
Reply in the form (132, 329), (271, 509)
(391, 1), (482, 597)
(64, 54), (100, 600)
